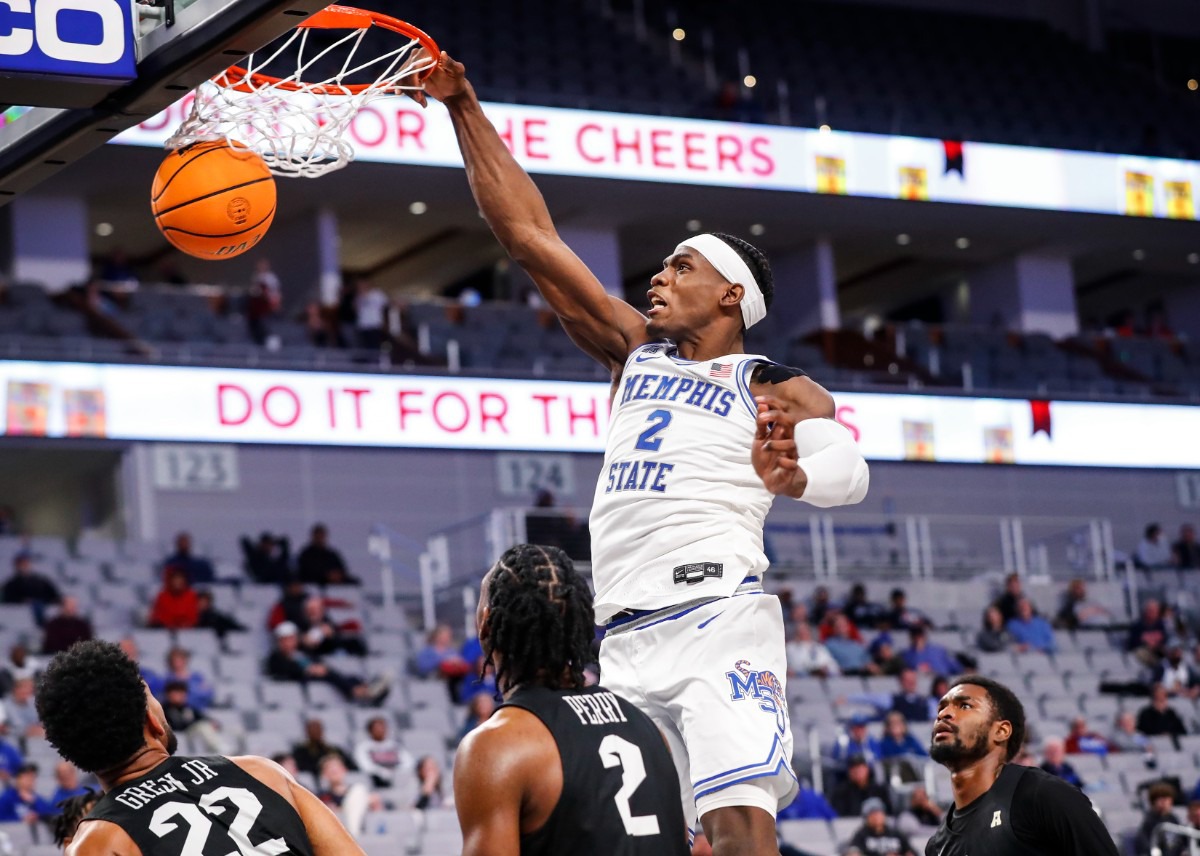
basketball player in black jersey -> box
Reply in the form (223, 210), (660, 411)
(925, 676), (1117, 856)
(35, 640), (364, 856)
(455, 544), (690, 856)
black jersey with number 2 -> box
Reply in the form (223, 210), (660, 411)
(85, 755), (313, 856)
(502, 685), (690, 856)
(925, 764), (1118, 856)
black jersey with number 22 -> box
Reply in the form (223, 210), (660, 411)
(503, 685), (690, 856)
(86, 755), (313, 856)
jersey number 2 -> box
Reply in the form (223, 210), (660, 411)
(599, 734), (661, 837)
(634, 409), (672, 452)
(149, 786), (289, 856)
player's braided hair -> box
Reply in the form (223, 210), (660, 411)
(52, 789), (97, 847)
(710, 232), (775, 316)
(36, 640), (149, 774)
(484, 544), (595, 693)
(953, 674), (1027, 761)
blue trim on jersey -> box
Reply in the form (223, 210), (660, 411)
(735, 358), (761, 417)
(697, 611), (724, 630)
(605, 600), (709, 633)
(692, 733), (798, 801)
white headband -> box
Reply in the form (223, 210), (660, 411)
(675, 234), (766, 329)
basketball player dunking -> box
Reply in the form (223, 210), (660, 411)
(420, 55), (870, 854)
(455, 544), (690, 855)
(36, 640), (364, 856)
(926, 676), (1118, 856)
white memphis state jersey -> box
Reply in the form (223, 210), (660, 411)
(589, 342), (776, 623)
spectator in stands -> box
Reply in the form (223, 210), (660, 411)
(246, 259), (282, 346)
(1005, 597), (1056, 654)
(161, 680), (225, 754)
(40, 595), (92, 654)
(1137, 683), (1188, 740)
(99, 249), (137, 286)
(0, 737), (21, 785)
(117, 637), (160, 693)
(1136, 524), (1174, 569)
(353, 278), (389, 352)
(49, 761), (88, 806)
(297, 524), (357, 586)
(825, 615), (878, 676)
(818, 609), (862, 643)
(161, 532), (216, 586)
(270, 579), (311, 629)
(4, 676), (43, 741)
(413, 755), (444, 810)
(879, 711), (926, 760)
(786, 621), (840, 677)
(1110, 711), (1152, 753)
(845, 584), (886, 629)
(1168, 800), (1200, 856)
(777, 782), (837, 821)
(291, 719), (355, 777)
(1055, 578), (1113, 630)
(976, 606), (1010, 652)
(353, 716), (412, 789)
(0, 643), (37, 698)
(902, 627), (960, 675)
(299, 595), (368, 657)
(1135, 782), (1180, 856)
(849, 668), (931, 722)
(831, 756), (891, 818)
(993, 573), (1024, 622)
(1155, 646), (1200, 699)
(1128, 599), (1170, 666)
(414, 623), (471, 699)
(832, 715), (881, 767)
(845, 797), (917, 856)
(1064, 717), (1110, 755)
(240, 531), (291, 584)
(897, 785), (942, 832)
(1174, 524), (1200, 571)
(1, 552), (60, 622)
(0, 762), (54, 824)
(316, 754), (381, 837)
(459, 692), (496, 743)
(809, 586), (833, 625)
(160, 647), (215, 711)
(1039, 738), (1083, 788)
(195, 589), (247, 639)
(868, 636), (905, 677)
(147, 567), (200, 629)
(267, 622), (387, 706)
(885, 588), (927, 631)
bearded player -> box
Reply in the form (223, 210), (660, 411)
(419, 54), (869, 854)
(926, 676), (1117, 855)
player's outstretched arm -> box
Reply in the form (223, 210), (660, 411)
(419, 53), (650, 370)
(751, 367), (868, 507)
(231, 756), (367, 856)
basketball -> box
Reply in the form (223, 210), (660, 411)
(150, 141), (276, 260)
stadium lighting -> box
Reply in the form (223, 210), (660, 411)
(409, 201), (428, 215)
(672, 28), (686, 41)
(896, 233), (911, 246)
(1189, 79), (1199, 91)
(1189, 253), (1199, 264)
(1132, 249), (1145, 260)
(743, 75), (757, 88)
(686, 219), (702, 231)
(818, 124), (832, 134)
(955, 237), (970, 249)
(749, 223), (766, 236)
(95, 222), (114, 237)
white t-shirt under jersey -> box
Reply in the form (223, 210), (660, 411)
(588, 343), (775, 623)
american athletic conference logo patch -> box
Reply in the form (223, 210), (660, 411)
(725, 660), (789, 734)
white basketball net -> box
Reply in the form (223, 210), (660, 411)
(165, 18), (436, 178)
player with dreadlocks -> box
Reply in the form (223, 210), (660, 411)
(35, 639), (365, 856)
(455, 544), (689, 856)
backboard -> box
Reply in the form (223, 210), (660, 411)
(0, 0), (328, 203)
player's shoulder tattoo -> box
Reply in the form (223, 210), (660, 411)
(750, 362), (808, 385)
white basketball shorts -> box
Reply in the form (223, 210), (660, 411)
(598, 583), (798, 830)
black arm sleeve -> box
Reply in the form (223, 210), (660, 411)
(1010, 769), (1119, 856)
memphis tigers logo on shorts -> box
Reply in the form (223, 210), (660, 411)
(725, 660), (788, 735)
